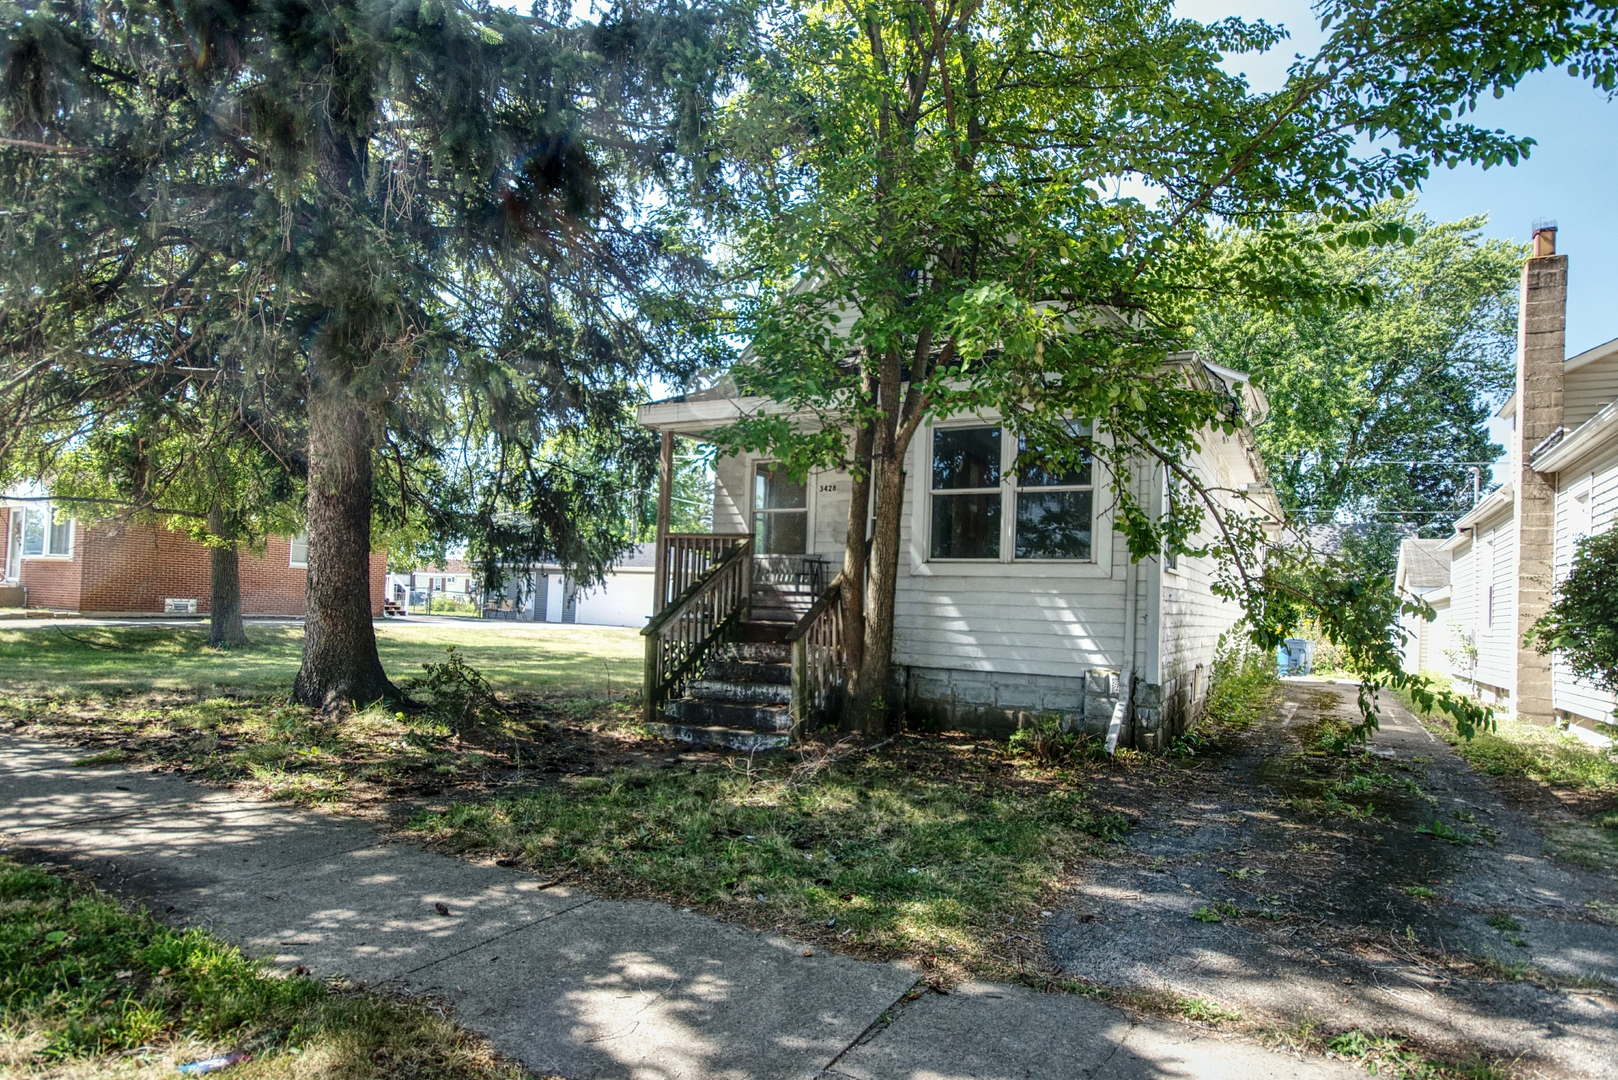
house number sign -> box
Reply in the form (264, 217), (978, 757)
(819, 483), (838, 492)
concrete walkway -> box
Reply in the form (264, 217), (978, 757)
(1, 735), (1361, 1080)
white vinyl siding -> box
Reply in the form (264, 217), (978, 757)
(1564, 357), (1618, 428)
(712, 452), (750, 534)
(1447, 505), (1516, 700)
(705, 420), (1254, 696)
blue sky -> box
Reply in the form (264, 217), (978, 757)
(1180, 0), (1617, 357)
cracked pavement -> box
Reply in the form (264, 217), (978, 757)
(1047, 680), (1618, 1079)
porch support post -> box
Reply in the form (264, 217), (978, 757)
(653, 430), (674, 612)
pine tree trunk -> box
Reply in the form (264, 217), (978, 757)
(206, 505), (249, 650)
(292, 381), (396, 710)
(844, 449), (905, 733)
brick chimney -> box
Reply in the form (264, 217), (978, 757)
(1511, 221), (1564, 722)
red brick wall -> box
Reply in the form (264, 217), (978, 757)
(16, 517), (385, 617)
(15, 519), (86, 610)
(238, 535), (307, 616)
(77, 521), (209, 614)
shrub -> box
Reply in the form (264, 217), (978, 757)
(1008, 713), (1086, 762)
(1527, 529), (1618, 717)
(404, 647), (500, 734)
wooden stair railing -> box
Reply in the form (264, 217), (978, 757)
(787, 573), (848, 730)
(641, 537), (754, 723)
(660, 532), (751, 612)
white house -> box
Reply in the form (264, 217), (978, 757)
(1394, 538), (1452, 674)
(1431, 225), (1617, 731)
(390, 546), (657, 628)
(634, 355), (1279, 750)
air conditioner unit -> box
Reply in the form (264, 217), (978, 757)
(164, 598), (199, 614)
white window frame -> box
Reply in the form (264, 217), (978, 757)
(289, 534), (309, 568)
(750, 459), (813, 556)
(15, 503), (74, 561)
(910, 416), (1113, 579)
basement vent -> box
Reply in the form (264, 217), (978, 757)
(164, 598), (199, 614)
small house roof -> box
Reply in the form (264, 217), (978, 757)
(1396, 538), (1451, 592)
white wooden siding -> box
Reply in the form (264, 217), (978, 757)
(1156, 435), (1251, 708)
(1565, 356), (1618, 428)
(1446, 503), (1517, 699)
(1551, 447), (1618, 721)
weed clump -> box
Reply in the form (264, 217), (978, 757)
(404, 647), (502, 735)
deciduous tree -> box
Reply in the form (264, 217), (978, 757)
(706, 0), (1612, 735)
(1196, 202), (1524, 574)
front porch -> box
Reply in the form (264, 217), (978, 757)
(642, 431), (849, 748)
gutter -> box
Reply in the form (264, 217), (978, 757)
(1532, 398), (1618, 474)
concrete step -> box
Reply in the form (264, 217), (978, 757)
(715, 640), (791, 664)
(645, 722), (790, 751)
(665, 698), (793, 732)
(705, 660), (792, 685)
(687, 680), (792, 706)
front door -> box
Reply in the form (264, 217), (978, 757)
(753, 463), (807, 555)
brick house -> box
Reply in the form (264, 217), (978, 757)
(1, 499), (385, 617)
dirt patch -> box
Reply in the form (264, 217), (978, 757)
(1046, 680), (1618, 1078)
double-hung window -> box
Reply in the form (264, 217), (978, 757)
(15, 504), (73, 559)
(927, 423), (1095, 563)
(289, 534), (309, 568)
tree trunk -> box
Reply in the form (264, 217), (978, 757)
(841, 417), (875, 677)
(206, 504), (249, 649)
(292, 381), (396, 710)
(844, 447), (906, 733)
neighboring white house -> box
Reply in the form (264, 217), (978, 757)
(1394, 538), (1452, 674)
(393, 546), (657, 627)
(1428, 226), (1617, 732)
(636, 354), (1280, 750)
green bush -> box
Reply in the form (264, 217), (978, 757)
(427, 594), (480, 616)
(404, 646), (501, 734)
(1203, 632), (1281, 731)
(1527, 529), (1618, 717)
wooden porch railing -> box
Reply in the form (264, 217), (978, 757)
(787, 573), (848, 730)
(641, 537), (754, 723)
(658, 532), (752, 612)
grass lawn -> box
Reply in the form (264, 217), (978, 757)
(0, 621), (642, 698)
(0, 856), (537, 1078)
(413, 737), (1129, 982)
(0, 622), (647, 816)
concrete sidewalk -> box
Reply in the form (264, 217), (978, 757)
(1, 734), (1360, 1079)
